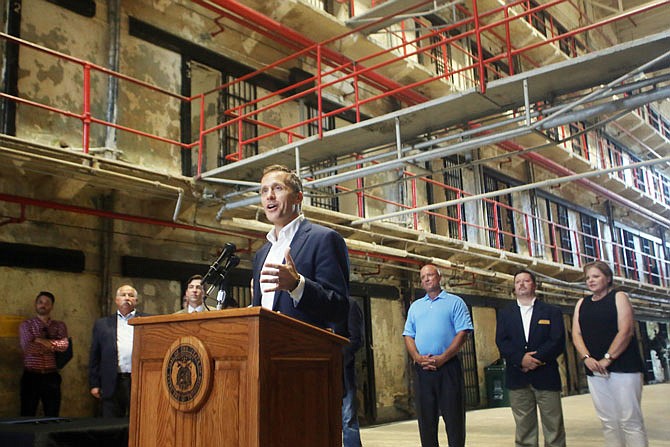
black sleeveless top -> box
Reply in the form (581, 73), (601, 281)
(578, 289), (644, 375)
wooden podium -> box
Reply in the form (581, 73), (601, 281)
(128, 307), (347, 447)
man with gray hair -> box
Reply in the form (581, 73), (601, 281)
(89, 285), (146, 417)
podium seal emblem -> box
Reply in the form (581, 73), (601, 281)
(162, 336), (212, 412)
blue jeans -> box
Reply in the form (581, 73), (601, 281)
(343, 360), (362, 447)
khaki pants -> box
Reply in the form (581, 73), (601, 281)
(509, 386), (566, 447)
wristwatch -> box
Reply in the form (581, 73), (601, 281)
(582, 354), (590, 360)
(604, 352), (613, 361)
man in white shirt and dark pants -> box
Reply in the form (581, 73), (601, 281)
(89, 285), (147, 417)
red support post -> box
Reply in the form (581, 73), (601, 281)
(82, 64), (91, 154)
(353, 61), (361, 123)
(457, 191), (464, 240)
(524, 214), (533, 257)
(197, 94), (206, 177)
(317, 44), (323, 139)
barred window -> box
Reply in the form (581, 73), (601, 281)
(305, 105), (338, 212)
(580, 213), (600, 264)
(640, 237), (661, 285)
(483, 174), (516, 253)
(442, 157), (467, 241)
(220, 76), (258, 164)
(618, 228), (639, 281)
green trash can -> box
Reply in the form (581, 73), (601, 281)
(485, 358), (509, 408)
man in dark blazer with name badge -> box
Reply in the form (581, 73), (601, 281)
(251, 164), (349, 334)
(496, 270), (566, 447)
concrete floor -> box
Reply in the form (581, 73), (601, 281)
(360, 382), (670, 446)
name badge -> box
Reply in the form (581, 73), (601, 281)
(538, 319), (551, 325)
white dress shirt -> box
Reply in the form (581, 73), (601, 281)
(516, 297), (536, 342)
(261, 215), (306, 310)
(187, 304), (205, 313)
(116, 310), (136, 373)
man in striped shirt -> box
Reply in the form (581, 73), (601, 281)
(19, 291), (69, 417)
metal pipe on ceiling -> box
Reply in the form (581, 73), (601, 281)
(216, 63), (670, 191)
(350, 155), (670, 226)
(103, 0), (121, 150)
(538, 85), (670, 130)
(0, 192), (257, 239)
(533, 47), (670, 133)
(194, 0), (428, 105)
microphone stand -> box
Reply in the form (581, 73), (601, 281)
(202, 255), (240, 310)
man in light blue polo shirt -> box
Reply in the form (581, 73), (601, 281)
(403, 264), (474, 447)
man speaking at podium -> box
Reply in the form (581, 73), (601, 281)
(251, 164), (350, 334)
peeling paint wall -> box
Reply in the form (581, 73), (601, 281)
(2, 0), (666, 425)
(1, 268), (103, 417)
(116, 35), (182, 173)
(370, 295), (412, 422)
(17, 1), (110, 149)
(472, 306), (498, 403)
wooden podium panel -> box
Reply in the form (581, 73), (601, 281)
(128, 307), (346, 447)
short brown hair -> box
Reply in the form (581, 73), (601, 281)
(261, 164), (303, 193)
(513, 269), (536, 285)
(583, 260), (614, 286)
(187, 274), (203, 285)
(36, 291), (55, 304)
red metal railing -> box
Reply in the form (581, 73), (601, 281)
(0, 32), (192, 155)
(321, 157), (670, 286)
(195, 0), (669, 169)
(2, 1), (666, 169)
(1, 1), (670, 286)
(374, 172), (670, 285)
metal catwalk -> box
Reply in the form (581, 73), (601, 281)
(201, 31), (670, 187)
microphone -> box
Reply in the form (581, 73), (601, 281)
(202, 243), (236, 293)
(215, 256), (240, 310)
(212, 242), (236, 269)
(222, 254), (240, 272)
(208, 255), (240, 295)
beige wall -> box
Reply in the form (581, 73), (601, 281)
(0, 265), (184, 418)
(369, 295), (412, 422)
(472, 306), (499, 403)
(2, 0), (664, 425)
(0, 268), (100, 417)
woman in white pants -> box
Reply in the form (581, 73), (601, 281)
(572, 260), (648, 447)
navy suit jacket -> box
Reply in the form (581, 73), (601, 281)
(495, 300), (565, 391)
(88, 312), (147, 398)
(252, 219), (350, 334)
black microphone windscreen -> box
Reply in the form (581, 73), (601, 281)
(213, 242), (237, 267)
(221, 242), (236, 257)
(225, 255), (240, 270)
